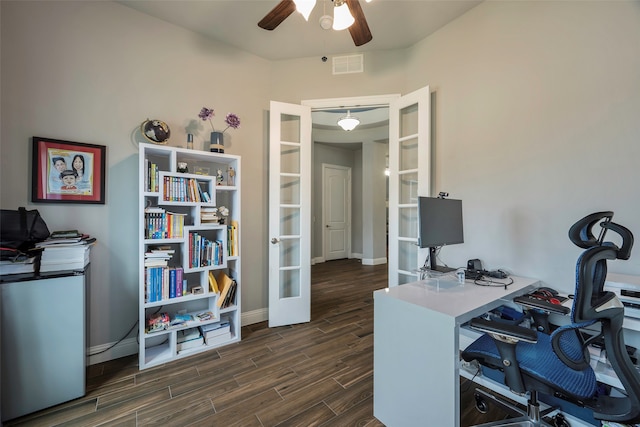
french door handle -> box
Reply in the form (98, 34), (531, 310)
(271, 237), (280, 244)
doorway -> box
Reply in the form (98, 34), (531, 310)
(305, 95), (396, 267)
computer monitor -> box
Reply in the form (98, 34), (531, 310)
(417, 196), (464, 272)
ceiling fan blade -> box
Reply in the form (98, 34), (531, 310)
(258, 0), (297, 31)
(346, 0), (372, 46)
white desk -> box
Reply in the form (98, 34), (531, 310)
(373, 275), (540, 427)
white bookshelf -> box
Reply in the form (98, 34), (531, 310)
(138, 143), (241, 369)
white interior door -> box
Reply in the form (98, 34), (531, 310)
(323, 163), (351, 261)
(388, 86), (431, 287)
(268, 101), (312, 327)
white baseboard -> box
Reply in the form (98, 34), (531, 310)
(241, 308), (268, 326)
(362, 257), (387, 266)
(88, 337), (138, 365)
(351, 252), (363, 260)
(312, 256), (325, 265)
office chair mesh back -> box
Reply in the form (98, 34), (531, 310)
(463, 211), (640, 423)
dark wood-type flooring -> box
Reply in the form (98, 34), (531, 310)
(5, 259), (512, 426)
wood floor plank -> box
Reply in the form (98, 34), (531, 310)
(324, 374), (374, 415)
(254, 377), (344, 426)
(272, 401), (337, 427)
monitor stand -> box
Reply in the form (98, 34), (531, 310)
(429, 247), (456, 273)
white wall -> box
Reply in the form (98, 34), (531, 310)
(1, 1), (271, 357)
(2, 0), (639, 362)
(404, 1), (640, 290)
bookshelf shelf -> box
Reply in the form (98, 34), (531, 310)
(139, 143), (241, 370)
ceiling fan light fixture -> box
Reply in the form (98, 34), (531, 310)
(337, 110), (360, 131)
(333, 0), (355, 31)
(293, 0), (316, 21)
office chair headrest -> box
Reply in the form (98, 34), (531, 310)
(568, 211), (634, 260)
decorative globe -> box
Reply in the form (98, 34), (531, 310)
(141, 119), (170, 144)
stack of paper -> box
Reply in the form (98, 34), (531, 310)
(0, 256), (36, 275)
(37, 231), (96, 272)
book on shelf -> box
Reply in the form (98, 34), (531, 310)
(200, 319), (231, 338)
(228, 220), (239, 257)
(145, 266), (184, 302)
(144, 208), (186, 239)
(194, 310), (214, 322)
(177, 328), (205, 352)
(170, 313), (193, 327)
(216, 272), (237, 308)
(146, 312), (170, 333)
(202, 331), (231, 346)
(208, 271), (219, 293)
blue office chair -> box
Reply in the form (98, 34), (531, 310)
(462, 211), (637, 426)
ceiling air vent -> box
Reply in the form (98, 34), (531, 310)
(332, 54), (364, 75)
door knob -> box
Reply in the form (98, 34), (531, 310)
(271, 237), (280, 244)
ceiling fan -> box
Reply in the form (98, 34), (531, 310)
(258, 0), (373, 47)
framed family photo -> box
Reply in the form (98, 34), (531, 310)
(31, 136), (106, 204)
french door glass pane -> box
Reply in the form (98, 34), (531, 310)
(399, 104), (418, 137)
(399, 172), (418, 205)
(280, 175), (301, 204)
(400, 137), (418, 171)
(280, 114), (301, 143)
(398, 240), (417, 272)
(280, 268), (301, 298)
(281, 145), (300, 174)
(399, 206), (418, 238)
(280, 207), (300, 236)
(280, 239), (300, 267)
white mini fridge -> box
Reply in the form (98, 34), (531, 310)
(1, 269), (87, 422)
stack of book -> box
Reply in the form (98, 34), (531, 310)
(199, 318), (231, 346)
(177, 328), (204, 352)
(144, 247), (175, 267)
(0, 255), (36, 275)
(35, 230), (95, 272)
(200, 207), (218, 224)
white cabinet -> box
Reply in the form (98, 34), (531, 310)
(1, 271), (87, 421)
(138, 143), (241, 369)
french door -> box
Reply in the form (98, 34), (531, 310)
(387, 86), (431, 287)
(268, 101), (312, 327)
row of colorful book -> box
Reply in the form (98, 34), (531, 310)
(144, 207), (186, 239)
(162, 176), (211, 203)
(189, 233), (224, 268)
(145, 266), (186, 303)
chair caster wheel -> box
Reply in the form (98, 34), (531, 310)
(552, 413), (570, 427)
(474, 392), (489, 414)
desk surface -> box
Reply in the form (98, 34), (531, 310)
(374, 275), (540, 323)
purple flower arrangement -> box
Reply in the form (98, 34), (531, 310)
(198, 107), (241, 133)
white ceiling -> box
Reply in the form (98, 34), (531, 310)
(118, 0), (482, 61)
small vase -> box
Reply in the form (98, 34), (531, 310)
(210, 131), (224, 153)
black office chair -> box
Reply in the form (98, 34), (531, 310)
(462, 211), (638, 426)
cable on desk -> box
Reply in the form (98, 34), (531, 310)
(473, 277), (515, 290)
